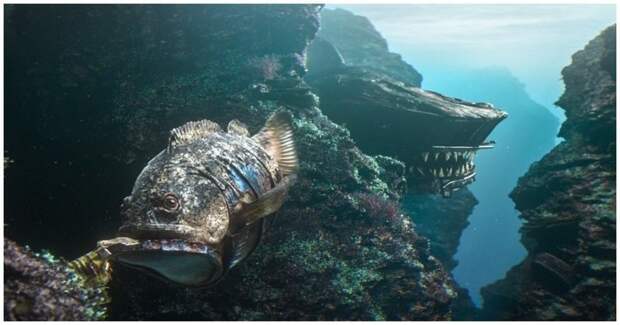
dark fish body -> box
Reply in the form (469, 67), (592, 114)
(115, 111), (297, 286)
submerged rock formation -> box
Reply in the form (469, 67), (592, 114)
(427, 67), (560, 181)
(306, 9), (507, 197)
(401, 189), (481, 320)
(4, 239), (106, 321)
(5, 5), (457, 320)
(428, 67), (560, 309)
(316, 8), (423, 87)
(308, 8), (491, 319)
(480, 25), (616, 320)
(402, 190), (478, 271)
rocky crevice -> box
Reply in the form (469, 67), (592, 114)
(480, 24), (616, 321)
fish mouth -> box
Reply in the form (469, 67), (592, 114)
(409, 142), (495, 197)
(111, 238), (224, 287)
(118, 223), (199, 241)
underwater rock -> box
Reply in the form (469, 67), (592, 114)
(531, 253), (575, 292)
(428, 67), (560, 172)
(306, 10), (507, 197)
(402, 189), (478, 271)
(402, 189), (480, 320)
(480, 24), (616, 321)
(4, 239), (106, 321)
(309, 9), (487, 317)
(317, 8), (423, 87)
(6, 5), (458, 320)
(305, 37), (346, 77)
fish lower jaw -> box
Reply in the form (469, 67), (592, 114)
(113, 239), (224, 287)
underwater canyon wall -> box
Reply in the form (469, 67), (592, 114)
(315, 8), (423, 87)
(480, 24), (616, 321)
(5, 5), (458, 320)
(425, 66), (561, 307)
(306, 8), (494, 319)
(306, 10), (481, 262)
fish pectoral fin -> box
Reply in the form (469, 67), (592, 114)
(227, 220), (263, 269)
(233, 175), (296, 227)
(252, 110), (298, 177)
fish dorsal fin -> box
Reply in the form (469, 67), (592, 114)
(227, 119), (250, 137)
(169, 120), (222, 149)
(252, 110), (298, 176)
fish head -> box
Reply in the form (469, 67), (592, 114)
(115, 149), (230, 286)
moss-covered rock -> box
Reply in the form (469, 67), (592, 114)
(4, 239), (107, 321)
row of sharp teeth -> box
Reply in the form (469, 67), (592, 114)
(420, 151), (475, 163)
(414, 162), (474, 178)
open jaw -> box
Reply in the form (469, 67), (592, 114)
(112, 238), (224, 286)
(409, 142), (495, 197)
(305, 66), (508, 197)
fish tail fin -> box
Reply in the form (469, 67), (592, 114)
(253, 110), (298, 176)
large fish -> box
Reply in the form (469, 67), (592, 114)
(73, 111), (298, 287)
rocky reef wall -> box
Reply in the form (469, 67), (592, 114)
(315, 8), (423, 87)
(480, 25), (616, 321)
(4, 239), (106, 320)
(306, 7), (491, 319)
(5, 5), (457, 320)
(403, 190), (478, 272)
(306, 8), (507, 201)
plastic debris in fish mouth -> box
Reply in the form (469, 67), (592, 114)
(70, 110), (298, 287)
(69, 237), (140, 287)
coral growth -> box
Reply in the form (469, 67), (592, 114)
(354, 192), (401, 222)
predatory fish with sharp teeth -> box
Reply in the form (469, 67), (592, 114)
(71, 110), (298, 287)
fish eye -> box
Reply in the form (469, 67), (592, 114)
(162, 193), (180, 212)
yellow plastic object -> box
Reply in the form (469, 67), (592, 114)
(68, 237), (139, 287)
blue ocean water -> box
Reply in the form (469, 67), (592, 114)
(452, 150), (528, 306)
(420, 67), (560, 306)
